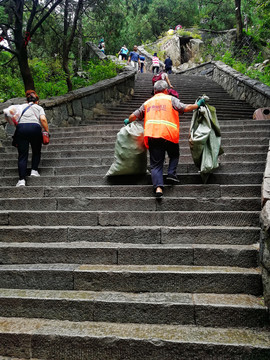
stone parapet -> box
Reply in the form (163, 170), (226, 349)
(0, 66), (136, 144)
(180, 61), (270, 109)
(261, 144), (270, 307)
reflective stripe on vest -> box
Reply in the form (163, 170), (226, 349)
(146, 119), (178, 129)
(144, 93), (180, 145)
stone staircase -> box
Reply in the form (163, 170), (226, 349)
(0, 73), (270, 359)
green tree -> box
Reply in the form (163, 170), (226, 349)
(0, 0), (63, 91)
(243, 0), (270, 45)
(198, 0), (236, 30)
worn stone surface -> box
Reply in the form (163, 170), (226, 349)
(1, 317), (270, 360)
(0, 72), (270, 357)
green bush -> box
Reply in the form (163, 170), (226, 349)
(202, 41), (270, 87)
(0, 56), (123, 101)
(29, 58), (68, 98)
(0, 53), (25, 101)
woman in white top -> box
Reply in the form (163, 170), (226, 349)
(15, 90), (49, 187)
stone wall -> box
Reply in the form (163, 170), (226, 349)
(181, 61), (270, 109)
(260, 149), (270, 307)
(0, 66), (136, 144)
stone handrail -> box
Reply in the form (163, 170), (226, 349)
(260, 146), (270, 307)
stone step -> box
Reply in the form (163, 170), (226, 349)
(1, 140), (268, 156)
(0, 152), (267, 167)
(0, 242), (259, 268)
(0, 184), (261, 199)
(0, 289), (266, 328)
(0, 196), (261, 212)
(0, 172), (264, 187)
(0, 226), (259, 245)
(46, 119), (270, 133)
(1, 145), (268, 158)
(3, 129), (270, 146)
(0, 71), (268, 359)
(96, 110), (254, 120)
(0, 162), (266, 177)
(0, 210), (260, 227)
(47, 122), (270, 134)
(0, 264), (262, 294)
(1, 317), (270, 359)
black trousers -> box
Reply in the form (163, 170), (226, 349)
(16, 123), (42, 180)
(148, 137), (179, 189)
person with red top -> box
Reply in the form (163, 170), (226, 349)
(124, 80), (205, 198)
(152, 53), (160, 74)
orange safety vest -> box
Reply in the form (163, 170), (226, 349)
(143, 93), (180, 148)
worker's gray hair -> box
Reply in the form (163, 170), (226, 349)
(154, 80), (168, 94)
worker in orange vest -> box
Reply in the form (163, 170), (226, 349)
(124, 80), (205, 198)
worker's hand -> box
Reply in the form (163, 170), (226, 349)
(124, 118), (130, 126)
(196, 98), (206, 107)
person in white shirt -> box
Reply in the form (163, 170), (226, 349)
(13, 90), (49, 187)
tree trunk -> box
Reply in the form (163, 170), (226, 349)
(17, 46), (35, 91)
(63, 53), (73, 92)
(78, 18), (83, 71)
(235, 0), (243, 42)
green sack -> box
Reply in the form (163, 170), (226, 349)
(106, 121), (147, 176)
(189, 101), (223, 183)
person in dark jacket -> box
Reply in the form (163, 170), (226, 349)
(164, 55), (173, 74)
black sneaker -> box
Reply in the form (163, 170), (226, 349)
(155, 190), (163, 198)
(166, 175), (180, 184)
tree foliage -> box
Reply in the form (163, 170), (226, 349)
(0, 0), (269, 98)
(0, 0), (64, 90)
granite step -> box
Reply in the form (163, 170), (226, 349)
(1, 317), (270, 359)
(1, 145), (268, 158)
(0, 172), (264, 187)
(0, 162), (266, 177)
(0, 152), (267, 167)
(0, 184), (261, 199)
(0, 264), (262, 294)
(0, 242), (259, 268)
(0, 225), (259, 245)
(0, 196), (261, 212)
(0, 210), (260, 227)
(0, 289), (267, 328)
(43, 119), (270, 133)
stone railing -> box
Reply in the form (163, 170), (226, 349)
(0, 66), (136, 143)
(180, 60), (270, 109)
(260, 149), (270, 307)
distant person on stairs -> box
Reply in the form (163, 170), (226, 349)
(165, 55), (173, 74)
(124, 80), (205, 198)
(13, 90), (49, 187)
(127, 45), (141, 71)
(152, 53), (160, 74)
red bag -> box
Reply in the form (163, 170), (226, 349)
(167, 88), (179, 98)
(152, 72), (163, 85)
(42, 131), (50, 145)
